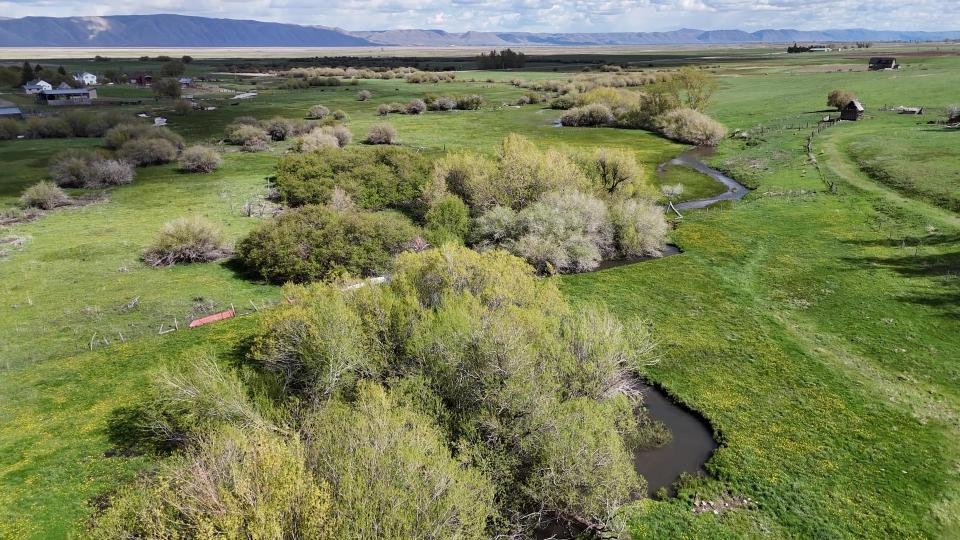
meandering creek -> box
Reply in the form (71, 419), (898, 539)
(661, 146), (751, 210)
(634, 383), (718, 495)
(597, 147), (743, 494)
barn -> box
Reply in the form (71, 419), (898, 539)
(37, 88), (98, 106)
(0, 106), (23, 119)
(840, 100), (865, 121)
(868, 57), (898, 70)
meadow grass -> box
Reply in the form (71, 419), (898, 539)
(653, 163), (727, 202)
(844, 116), (960, 212)
(0, 151), (279, 370)
(1, 52), (959, 539)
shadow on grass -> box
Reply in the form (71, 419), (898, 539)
(841, 242), (960, 318)
(843, 233), (960, 248)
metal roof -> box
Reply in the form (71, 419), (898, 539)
(0, 107), (23, 116)
(41, 88), (94, 95)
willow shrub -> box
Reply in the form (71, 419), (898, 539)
(423, 194), (470, 245)
(98, 246), (663, 537)
(49, 150), (135, 188)
(611, 198), (668, 258)
(90, 427), (333, 539)
(178, 145), (221, 173)
(274, 145), (430, 212)
(19, 181), (70, 210)
(430, 134), (589, 212)
(304, 383), (495, 538)
(103, 123), (184, 150)
(142, 216), (230, 267)
(235, 205), (417, 283)
(653, 107), (727, 146)
(118, 137), (178, 166)
(472, 189), (614, 274)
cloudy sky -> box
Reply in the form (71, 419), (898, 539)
(1, 0), (957, 32)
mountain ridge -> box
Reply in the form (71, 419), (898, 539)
(1, 15), (958, 47)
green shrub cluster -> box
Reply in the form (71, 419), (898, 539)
(104, 123), (184, 151)
(224, 122), (269, 152)
(274, 145), (429, 211)
(235, 205), (418, 283)
(654, 108), (728, 146)
(118, 137), (179, 166)
(0, 111), (129, 140)
(405, 71), (456, 83)
(548, 70), (727, 145)
(91, 246), (663, 537)
(426, 136), (665, 272)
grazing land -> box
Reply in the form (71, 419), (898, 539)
(1, 45), (958, 538)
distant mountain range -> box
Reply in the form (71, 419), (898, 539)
(1, 15), (958, 48)
(351, 28), (960, 46)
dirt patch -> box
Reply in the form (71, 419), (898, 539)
(792, 64), (867, 74)
(0, 235), (28, 258)
(691, 492), (754, 515)
(0, 208), (42, 227)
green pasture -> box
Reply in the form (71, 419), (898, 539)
(1, 51), (959, 539)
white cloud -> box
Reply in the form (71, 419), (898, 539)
(0, 0), (958, 31)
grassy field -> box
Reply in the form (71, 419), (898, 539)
(845, 117), (960, 212)
(654, 163), (727, 202)
(1, 49), (959, 538)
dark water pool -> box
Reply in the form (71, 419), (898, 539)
(593, 245), (681, 271)
(635, 382), (718, 496)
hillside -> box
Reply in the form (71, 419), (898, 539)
(1, 15), (959, 47)
(0, 15), (373, 47)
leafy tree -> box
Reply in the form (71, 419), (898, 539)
(593, 147), (644, 194)
(181, 55), (194, 64)
(152, 78), (182, 99)
(57, 65), (66, 76)
(19, 61), (33, 86)
(827, 89), (858, 110)
(159, 60), (185, 77)
(477, 48), (527, 69)
(668, 67), (718, 111)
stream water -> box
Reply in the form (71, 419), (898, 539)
(634, 382), (718, 496)
(662, 146), (751, 210)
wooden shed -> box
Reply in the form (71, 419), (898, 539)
(841, 100), (865, 121)
(869, 57), (898, 70)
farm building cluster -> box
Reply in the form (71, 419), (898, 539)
(22, 79), (98, 105)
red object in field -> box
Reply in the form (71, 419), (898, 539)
(189, 308), (236, 328)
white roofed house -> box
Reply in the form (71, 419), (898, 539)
(22, 80), (52, 94)
(73, 72), (98, 86)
